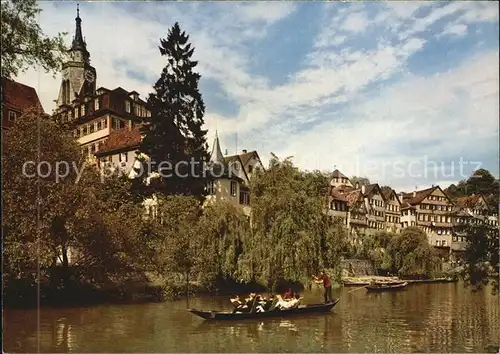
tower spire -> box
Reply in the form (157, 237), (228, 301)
(210, 131), (224, 163)
(71, 3), (88, 53)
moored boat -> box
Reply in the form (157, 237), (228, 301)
(365, 281), (408, 292)
(187, 298), (340, 320)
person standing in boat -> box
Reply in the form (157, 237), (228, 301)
(313, 270), (333, 303)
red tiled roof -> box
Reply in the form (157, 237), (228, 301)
(330, 188), (347, 202)
(345, 190), (362, 206)
(401, 186), (435, 205)
(2, 77), (44, 113)
(96, 125), (143, 155)
(454, 194), (483, 209)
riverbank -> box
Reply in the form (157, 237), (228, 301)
(342, 275), (458, 286)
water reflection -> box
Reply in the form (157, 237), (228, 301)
(3, 283), (499, 352)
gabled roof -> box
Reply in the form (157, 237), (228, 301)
(1, 77), (44, 113)
(454, 194), (486, 209)
(225, 150), (263, 168)
(401, 185), (453, 206)
(362, 183), (385, 200)
(95, 125), (143, 156)
(331, 169), (348, 178)
(382, 188), (402, 205)
(401, 186), (435, 205)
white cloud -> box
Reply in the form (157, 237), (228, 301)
(341, 11), (369, 33)
(440, 23), (468, 37)
(13, 2), (499, 190)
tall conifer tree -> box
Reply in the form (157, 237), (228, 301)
(141, 22), (209, 197)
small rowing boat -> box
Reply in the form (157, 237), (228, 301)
(365, 281), (408, 292)
(188, 298), (340, 320)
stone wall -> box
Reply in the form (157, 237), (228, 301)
(340, 259), (375, 277)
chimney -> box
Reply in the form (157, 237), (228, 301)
(242, 149), (247, 153)
(225, 149), (228, 155)
(361, 185), (365, 194)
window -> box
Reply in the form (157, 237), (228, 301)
(230, 181), (237, 196)
(91, 144), (97, 153)
(68, 110), (73, 120)
(240, 190), (250, 205)
(74, 129), (79, 137)
(81, 104), (86, 116)
(125, 100), (131, 113)
(94, 98), (100, 111)
(103, 118), (108, 129)
(74, 107), (79, 118)
(248, 165), (253, 173)
(98, 141), (104, 151)
(207, 181), (215, 195)
(82, 125), (87, 135)
(119, 152), (128, 163)
(8, 111), (17, 122)
(89, 123), (95, 134)
(97, 121), (102, 130)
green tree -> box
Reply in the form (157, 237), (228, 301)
(197, 202), (250, 288)
(302, 170), (330, 199)
(1, 0), (67, 78)
(140, 22), (208, 197)
(350, 176), (370, 188)
(2, 110), (153, 302)
(459, 223), (499, 294)
(244, 154), (347, 289)
(445, 169), (499, 212)
(389, 227), (440, 278)
(152, 196), (202, 295)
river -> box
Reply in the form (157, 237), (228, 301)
(3, 282), (499, 353)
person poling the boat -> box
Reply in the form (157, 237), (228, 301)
(313, 270), (333, 303)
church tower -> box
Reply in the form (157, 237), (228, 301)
(56, 4), (97, 108)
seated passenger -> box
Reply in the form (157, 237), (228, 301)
(277, 293), (302, 310)
(283, 288), (293, 299)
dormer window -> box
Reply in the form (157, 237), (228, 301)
(129, 91), (139, 101)
(74, 107), (79, 119)
(125, 101), (131, 113)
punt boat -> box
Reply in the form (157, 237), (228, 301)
(187, 298), (340, 320)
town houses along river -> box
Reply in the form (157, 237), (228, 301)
(4, 283), (499, 353)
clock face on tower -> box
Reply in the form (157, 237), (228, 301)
(84, 70), (95, 83)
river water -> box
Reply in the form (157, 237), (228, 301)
(3, 283), (499, 353)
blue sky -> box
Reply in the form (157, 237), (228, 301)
(18, 1), (499, 191)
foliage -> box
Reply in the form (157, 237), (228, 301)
(140, 22), (209, 197)
(350, 176), (370, 187)
(389, 227), (440, 277)
(1, 0), (67, 78)
(445, 169), (500, 213)
(2, 110), (154, 300)
(458, 223), (499, 294)
(244, 154), (348, 289)
(197, 202), (250, 287)
(302, 170), (330, 199)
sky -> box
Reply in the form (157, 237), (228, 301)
(17, 1), (499, 192)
